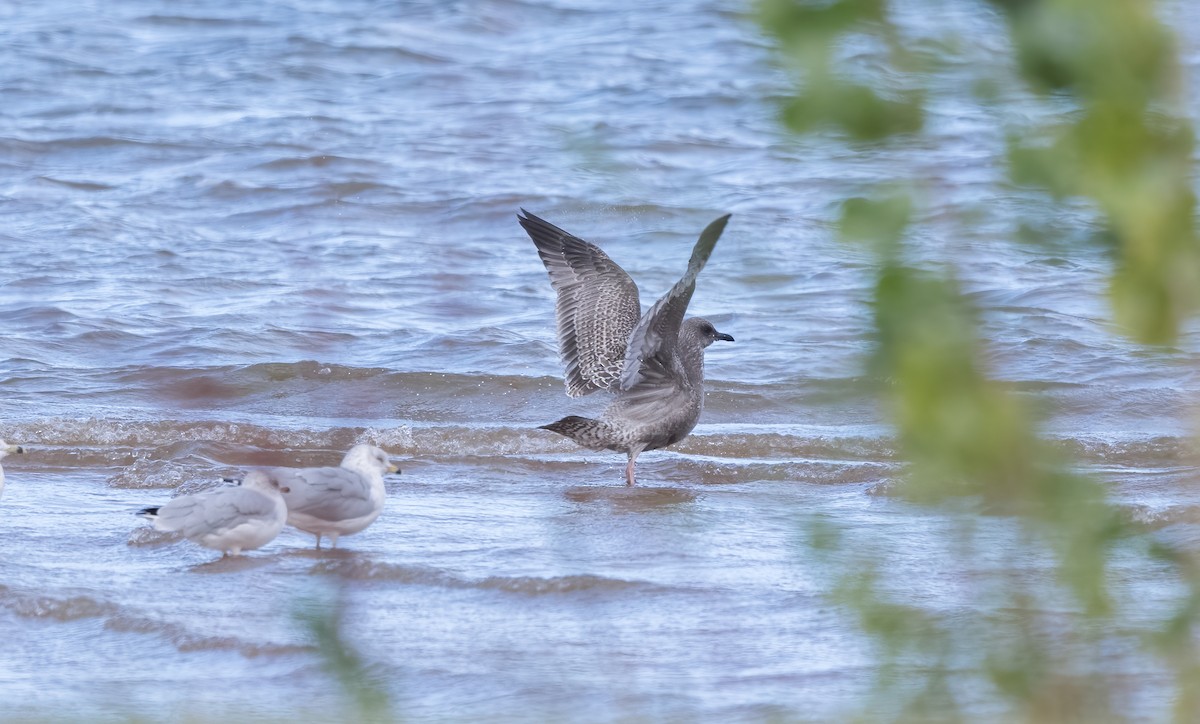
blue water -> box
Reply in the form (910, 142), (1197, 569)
(2, 0), (1200, 720)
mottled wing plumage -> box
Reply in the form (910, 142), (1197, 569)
(619, 214), (731, 393)
(273, 466), (375, 522)
(519, 209), (642, 397)
(154, 487), (277, 540)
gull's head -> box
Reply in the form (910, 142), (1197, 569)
(342, 444), (400, 476)
(239, 469), (290, 495)
(685, 318), (735, 349)
(0, 440), (25, 460)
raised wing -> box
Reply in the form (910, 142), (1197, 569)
(273, 466), (375, 522)
(619, 213), (730, 393)
(519, 209), (642, 397)
(156, 487), (276, 539)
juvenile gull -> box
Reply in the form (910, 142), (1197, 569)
(138, 470), (290, 557)
(262, 444), (399, 549)
(519, 209), (733, 486)
(0, 440), (25, 500)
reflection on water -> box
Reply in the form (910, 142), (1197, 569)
(1, 0), (1199, 720)
(187, 556), (280, 575)
(563, 485), (700, 509)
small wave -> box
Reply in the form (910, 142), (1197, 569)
(137, 14), (270, 27)
(476, 574), (649, 595)
(0, 418), (419, 487)
(1055, 437), (1199, 466)
(0, 585), (308, 657)
(252, 155), (390, 174)
(282, 35), (454, 64)
(21, 135), (196, 151)
(677, 432), (896, 462)
(36, 175), (117, 191)
(103, 362), (562, 403)
(0, 585), (118, 621)
(3, 409), (1195, 479)
(563, 485), (699, 507)
(109, 457), (207, 490)
(127, 525), (182, 546)
(1117, 504), (1200, 531)
(309, 559), (660, 595)
(309, 559), (461, 586)
(104, 614), (310, 657)
(1, 417), (413, 457)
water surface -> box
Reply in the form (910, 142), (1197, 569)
(2, 0), (1200, 720)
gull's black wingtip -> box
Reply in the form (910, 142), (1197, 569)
(137, 506), (160, 518)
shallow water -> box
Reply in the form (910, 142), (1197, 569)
(2, 0), (1200, 720)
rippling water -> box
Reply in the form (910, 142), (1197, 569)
(2, 0), (1200, 720)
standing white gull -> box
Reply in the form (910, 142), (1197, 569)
(519, 209), (733, 486)
(0, 440), (25, 500)
(263, 444), (399, 549)
(138, 470), (290, 557)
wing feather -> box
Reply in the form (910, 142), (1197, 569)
(273, 466), (375, 522)
(519, 209), (642, 397)
(619, 214), (731, 392)
(155, 487), (276, 539)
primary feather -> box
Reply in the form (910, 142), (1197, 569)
(518, 209), (643, 397)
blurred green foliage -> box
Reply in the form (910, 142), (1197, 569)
(996, 0), (1200, 344)
(295, 587), (395, 723)
(759, 0), (924, 140)
(760, 0), (1200, 720)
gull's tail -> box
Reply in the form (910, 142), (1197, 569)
(539, 416), (616, 451)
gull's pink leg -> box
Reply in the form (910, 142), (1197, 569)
(625, 446), (644, 486)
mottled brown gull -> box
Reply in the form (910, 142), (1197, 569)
(138, 470), (290, 558)
(519, 209), (733, 486)
(0, 440), (25, 500)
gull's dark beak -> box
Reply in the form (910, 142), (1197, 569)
(715, 331), (735, 342)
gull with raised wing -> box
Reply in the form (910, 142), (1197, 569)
(519, 210), (733, 486)
(0, 440), (25, 500)
(138, 470), (290, 557)
(265, 444), (399, 549)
